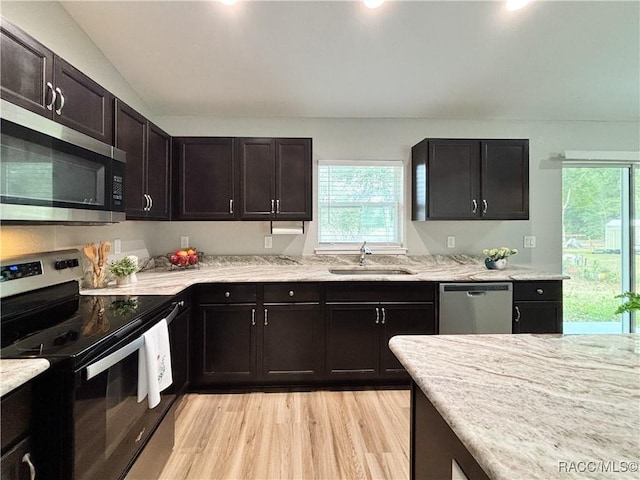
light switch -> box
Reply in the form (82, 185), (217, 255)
(264, 236), (273, 249)
(447, 236), (455, 248)
(180, 236), (189, 248)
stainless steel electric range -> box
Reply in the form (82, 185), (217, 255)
(1, 249), (183, 480)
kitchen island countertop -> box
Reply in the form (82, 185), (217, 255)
(0, 358), (50, 397)
(82, 254), (566, 296)
(389, 333), (640, 480)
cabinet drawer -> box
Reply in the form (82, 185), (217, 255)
(326, 282), (434, 303)
(264, 283), (320, 303)
(1, 383), (31, 453)
(197, 284), (257, 304)
(513, 281), (562, 302)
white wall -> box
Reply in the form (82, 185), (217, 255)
(1, 2), (638, 273)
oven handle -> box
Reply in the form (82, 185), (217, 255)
(85, 301), (182, 380)
(85, 336), (143, 380)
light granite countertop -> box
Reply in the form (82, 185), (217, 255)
(389, 334), (640, 480)
(0, 358), (50, 397)
(82, 254), (566, 296)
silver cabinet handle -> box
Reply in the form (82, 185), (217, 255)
(375, 307), (380, 324)
(55, 87), (65, 115)
(225, 291), (231, 298)
(381, 307), (386, 324)
(229, 199), (234, 214)
(536, 288), (544, 295)
(482, 199), (488, 214)
(46, 82), (56, 110)
(251, 308), (255, 326)
(271, 199), (275, 214)
(143, 194), (150, 211)
(276, 199), (280, 214)
(472, 199), (478, 213)
(22, 453), (36, 480)
(264, 308), (268, 326)
(289, 290), (295, 297)
(514, 306), (521, 323)
(148, 194), (153, 211)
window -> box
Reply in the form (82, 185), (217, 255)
(318, 160), (403, 245)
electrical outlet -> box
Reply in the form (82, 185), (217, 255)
(180, 236), (190, 248)
(113, 238), (122, 255)
(524, 236), (537, 248)
(447, 236), (455, 248)
(264, 236), (273, 249)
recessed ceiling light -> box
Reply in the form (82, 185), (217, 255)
(506, 0), (532, 11)
(364, 0), (384, 9)
(220, 0), (238, 5)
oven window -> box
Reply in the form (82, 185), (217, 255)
(0, 123), (106, 208)
(74, 349), (153, 480)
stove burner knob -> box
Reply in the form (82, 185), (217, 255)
(54, 259), (80, 270)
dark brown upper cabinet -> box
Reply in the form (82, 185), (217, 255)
(412, 138), (529, 221)
(173, 137), (237, 220)
(238, 137), (312, 221)
(1, 19), (113, 144)
(115, 100), (171, 220)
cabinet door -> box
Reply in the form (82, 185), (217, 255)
(481, 140), (529, 220)
(0, 436), (36, 480)
(380, 304), (436, 378)
(53, 57), (113, 144)
(427, 140), (480, 219)
(275, 138), (312, 220)
(115, 100), (147, 218)
(168, 309), (190, 395)
(146, 123), (171, 220)
(0, 20), (54, 117)
(238, 138), (275, 220)
(326, 304), (379, 379)
(513, 302), (562, 334)
(174, 138), (236, 220)
(194, 305), (257, 385)
(262, 304), (322, 381)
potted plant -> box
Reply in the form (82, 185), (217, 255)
(615, 292), (640, 315)
(108, 256), (138, 287)
(482, 247), (518, 270)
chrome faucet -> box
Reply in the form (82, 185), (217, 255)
(359, 241), (372, 266)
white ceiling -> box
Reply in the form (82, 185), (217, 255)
(61, 0), (639, 121)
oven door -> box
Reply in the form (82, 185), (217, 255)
(72, 305), (179, 480)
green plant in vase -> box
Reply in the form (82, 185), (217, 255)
(482, 247), (518, 270)
(108, 256), (138, 287)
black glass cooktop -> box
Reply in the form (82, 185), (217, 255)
(1, 293), (171, 367)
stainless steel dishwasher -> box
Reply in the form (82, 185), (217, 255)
(439, 283), (513, 334)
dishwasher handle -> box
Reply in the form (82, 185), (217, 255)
(467, 291), (487, 297)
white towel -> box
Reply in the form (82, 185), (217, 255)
(137, 319), (173, 409)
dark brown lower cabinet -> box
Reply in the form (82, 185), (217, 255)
(380, 304), (436, 377)
(261, 304), (323, 382)
(411, 382), (490, 480)
(1, 383), (36, 480)
(193, 305), (258, 386)
(326, 282), (436, 382)
(513, 281), (563, 334)
(326, 304), (380, 379)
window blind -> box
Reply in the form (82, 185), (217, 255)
(318, 161), (403, 244)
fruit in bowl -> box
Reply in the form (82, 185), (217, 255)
(169, 248), (199, 267)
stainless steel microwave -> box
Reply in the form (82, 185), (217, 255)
(0, 100), (126, 224)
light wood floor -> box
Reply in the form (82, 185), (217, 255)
(159, 389), (410, 480)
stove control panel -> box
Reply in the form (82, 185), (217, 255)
(55, 259), (80, 270)
(1, 261), (43, 282)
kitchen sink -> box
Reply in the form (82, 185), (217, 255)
(328, 266), (418, 275)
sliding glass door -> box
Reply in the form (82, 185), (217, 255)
(562, 165), (637, 333)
